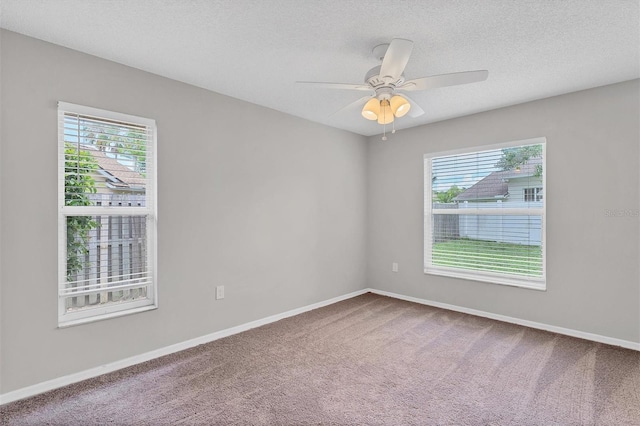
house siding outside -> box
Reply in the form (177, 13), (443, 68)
(506, 176), (543, 203)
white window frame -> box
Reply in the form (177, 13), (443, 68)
(424, 137), (546, 290)
(57, 102), (158, 327)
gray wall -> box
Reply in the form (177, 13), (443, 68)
(367, 79), (640, 343)
(0, 30), (368, 394)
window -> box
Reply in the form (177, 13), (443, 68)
(424, 138), (546, 290)
(524, 187), (543, 202)
(58, 102), (157, 326)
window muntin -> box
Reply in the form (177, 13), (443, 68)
(424, 138), (546, 290)
(524, 187), (543, 202)
(58, 102), (157, 326)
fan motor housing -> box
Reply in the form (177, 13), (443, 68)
(364, 65), (405, 89)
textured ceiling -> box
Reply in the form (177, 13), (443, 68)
(1, 0), (638, 136)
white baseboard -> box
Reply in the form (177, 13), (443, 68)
(3, 287), (637, 405)
(369, 289), (640, 351)
(0, 289), (369, 405)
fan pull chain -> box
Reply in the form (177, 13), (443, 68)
(381, 102), (388, 140)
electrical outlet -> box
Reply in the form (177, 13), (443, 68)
(392, 262), (399, 272)
(216, 285), (225, 300)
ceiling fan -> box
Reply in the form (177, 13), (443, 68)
(297, 38), (488, 139)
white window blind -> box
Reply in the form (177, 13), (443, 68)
(58, 102), (157, 326)
(424, 138), (546, 290)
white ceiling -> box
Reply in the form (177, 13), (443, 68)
(1, 0), (638, 136)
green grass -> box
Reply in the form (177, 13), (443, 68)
(432, 238), (542, 277)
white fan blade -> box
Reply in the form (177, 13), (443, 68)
(401, 94), (425, 118)
(297, 81), (372, 91)
(330, 95), (372, 117)
(399, 70), (488, 91)
(379, 38), (413, 81)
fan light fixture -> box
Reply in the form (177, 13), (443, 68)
(361, 98), (379, 120)
(361, 95), (411, 124)
(390, 95), (411, 117)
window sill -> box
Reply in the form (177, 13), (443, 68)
(58, 304), (157, 328)
(425, 266), (546, 291)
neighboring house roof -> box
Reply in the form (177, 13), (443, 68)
(454, 157), (542, 202)
(82, 145), (145, 191)
(454, 172), (509, 201)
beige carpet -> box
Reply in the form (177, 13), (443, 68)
(2, 293), (639, 425)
